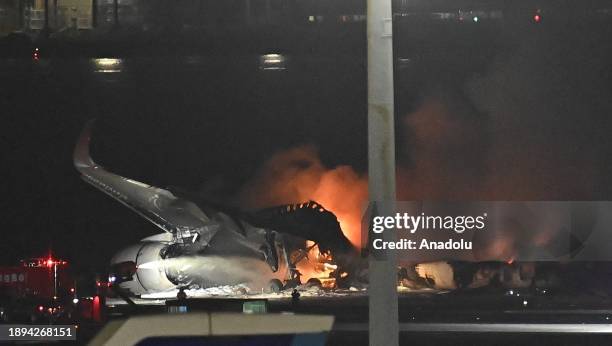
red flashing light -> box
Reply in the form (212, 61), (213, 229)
(46, 259), (54, 267)
(38, 305), (44, 312)
(533, 14), (541, 23)
(70, 288), (75, 293)
(93, 296), (101, 322)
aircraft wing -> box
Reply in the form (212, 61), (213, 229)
(73, 121), (220, 245)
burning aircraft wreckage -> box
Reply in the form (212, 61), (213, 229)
(73, 123), (362, 299)
(74, 124), (565, 300)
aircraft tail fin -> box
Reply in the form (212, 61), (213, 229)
(73, 122), (218, 244)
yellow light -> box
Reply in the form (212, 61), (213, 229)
(95, 58), (121, 67)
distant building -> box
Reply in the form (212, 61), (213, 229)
(0, 0), (20, 35)
(95, 0), (143, 29)
(55, 0), (94, 30)
(2, 0), (95, 33)
(23, 0), (46, 31)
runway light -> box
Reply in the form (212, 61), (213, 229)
(92, 58), (123, 73)
(263, 54), (283, 64)
(473, 16), (479, 22)
(259, 53), (287, 70)
(95, 58), (121, 67)
(522, 300), (528, 307)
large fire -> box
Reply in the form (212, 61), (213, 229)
(236, 87), (594, 282)
(235, 146), (366, 287)
(237, 145), (367, 249)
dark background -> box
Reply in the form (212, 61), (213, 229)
(2, 0), (612, 273)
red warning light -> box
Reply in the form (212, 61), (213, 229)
(533, 14), (541, 23)
(38, 305), (44, 312)
(46, 259), (54, 267)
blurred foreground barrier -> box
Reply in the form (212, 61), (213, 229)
(88, 312), (334, 346)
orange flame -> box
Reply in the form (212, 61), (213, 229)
(293, 241), (337, 282)
(237, 145), (367, 248)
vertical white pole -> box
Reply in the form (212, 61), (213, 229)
(54, 263), (58, 298)
(367, 0), (399, 345)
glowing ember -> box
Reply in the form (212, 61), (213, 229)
(293, 241), (337, 283)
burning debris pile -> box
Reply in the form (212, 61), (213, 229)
(245, 201), (363, 289)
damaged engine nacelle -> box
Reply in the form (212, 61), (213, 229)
(110, 239), (175, 296)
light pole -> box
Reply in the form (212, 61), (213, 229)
(367, 0), (399, 345)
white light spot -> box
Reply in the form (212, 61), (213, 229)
(92, 58), (123, 73)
